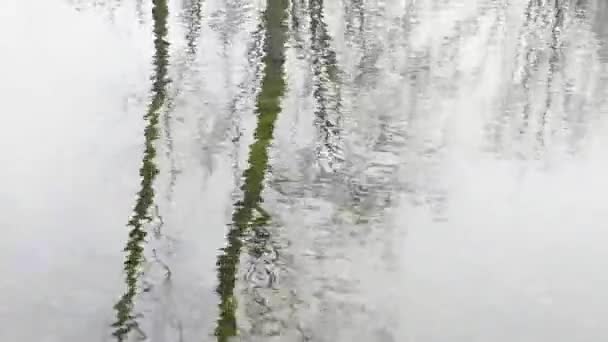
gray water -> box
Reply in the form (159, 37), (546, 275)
(2, 0), (608, 341)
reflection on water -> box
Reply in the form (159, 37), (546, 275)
(111, 0), (170, 340)
(492, 0), (608, 158)
(181, 0), (203, 57)
(310, 0), (343, 173)
(594, 1), (608, 60)
(214, 0), (288, 340)
(3, 0), (608, 341)
(162, 0), (203, 201)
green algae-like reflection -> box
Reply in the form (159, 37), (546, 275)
(214, 0), (288, 340)
(111, 0), (170, 340)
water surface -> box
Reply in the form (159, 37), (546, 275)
(2, 0), (608, 341)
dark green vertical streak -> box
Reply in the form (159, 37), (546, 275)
(214, 0), (288, 340)
(310, 0), (342, 158)
(111, 0), (170, 341)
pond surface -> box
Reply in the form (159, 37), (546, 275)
(2, 0), (608, 341)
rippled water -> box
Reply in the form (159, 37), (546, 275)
(2, 0), (608, 341)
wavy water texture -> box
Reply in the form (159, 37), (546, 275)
(161, 0), (204, 202)
(310, 0), (344, 173)
(4, 1), (608, 341)
(214, 0), (289, 340)
(112, 0), (170, 340)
